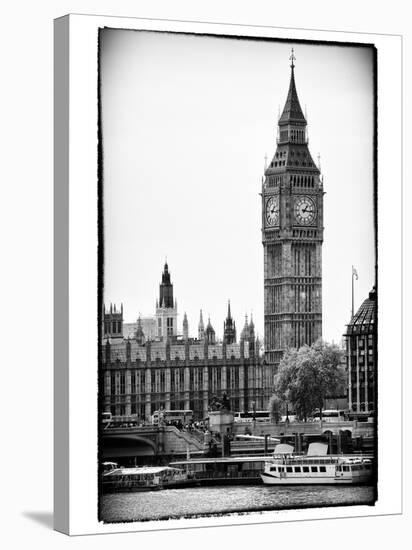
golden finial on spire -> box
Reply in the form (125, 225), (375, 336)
(289, 47), (296, 69)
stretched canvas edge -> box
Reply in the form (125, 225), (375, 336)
(53, 14), (70, 535)
(53, 13), (403, 536)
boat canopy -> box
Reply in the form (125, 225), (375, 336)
(306, 442), (329, 456)
(105, 466), (181, 476)
(273, 443), (294, 455)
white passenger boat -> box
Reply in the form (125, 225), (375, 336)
(101, 465), (192, 492)
(261, 442), (373, 485)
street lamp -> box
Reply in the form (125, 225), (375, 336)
(252, 401), (256, 422)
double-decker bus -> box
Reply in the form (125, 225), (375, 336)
(152, 409), (194, 426)
(312, 409), (347, 422)
(233, 411), (270, 423)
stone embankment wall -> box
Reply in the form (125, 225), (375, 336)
(160, 426), (206, 455)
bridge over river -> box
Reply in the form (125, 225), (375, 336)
(101, 420), (374, 462)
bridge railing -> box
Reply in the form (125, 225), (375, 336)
(232, 420), (374, 437)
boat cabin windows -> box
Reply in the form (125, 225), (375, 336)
(270, 466), (277, 472)
(286, 467), (293, 473)
(294, 467), (301, 473)
(311, 466), (318, 473)
(319, 466), (326, 473)
(303, 466), (309, 473)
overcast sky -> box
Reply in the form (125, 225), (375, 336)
(100, 29), (375, 344)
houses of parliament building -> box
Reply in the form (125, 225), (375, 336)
(101, 52), (325, 421)
(101, 263), (270, 420)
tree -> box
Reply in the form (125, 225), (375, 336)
(273, 339), (346, 421)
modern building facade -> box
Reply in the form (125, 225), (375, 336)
(101, 264), (273, 420)
(262, 51), (323, 369)
(344, 287), (377, 416)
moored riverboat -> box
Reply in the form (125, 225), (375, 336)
(261, 442), (373, 485)
(101, 465), (194, 492)
(170, 455), (268, 485)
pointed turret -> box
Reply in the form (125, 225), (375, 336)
(183, 312), (189, 340)
(278, 48), (306, 126)
(223, 299), (237, 344)
(198, 309), (205, 341)
(264, 49), (320, 180)
(248, 313), (256, 355)
(255, 334), (261, 357)
(205, 316), (216, 345)
(240, 314), (249, 340)
(159, 261), (174, 308)
(103, 302), (123, 339)
(135, 315), (145, 345)
(156, 260), (178, 340)
(249, 313), (255, 339)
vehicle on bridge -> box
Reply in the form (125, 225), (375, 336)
(101, 412), (112, 426)
(312, 410), (347, 422)
(233, 411), (270, 423)
(152, 409), (193, 426)
(101, 412), (140, 428)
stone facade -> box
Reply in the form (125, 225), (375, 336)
(101, 336), (273, 421)
(101, 265), (274, 421)
(262, 52), (323, 368)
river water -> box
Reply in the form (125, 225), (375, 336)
(100, 485), (375, 523)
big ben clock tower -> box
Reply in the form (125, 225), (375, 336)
(262, 50), (323, 368)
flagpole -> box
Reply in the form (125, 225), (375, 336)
(351, 265), (354, 319)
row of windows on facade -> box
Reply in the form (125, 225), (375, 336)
(108, 367), (246, 395)
(104, 353), (250, 366)
(276, 149), (309, 159)
(158, 317), (174, 336)
(350, 365), (375, 374)
(349, 325), (375, 334)
(268, 175), (316, 186)
(349, 335), (374, 345)
(266, 252), (317, 276)
(272, 160), (314, 168)
(104, 321), (122, 334)
(264, 322), (319, 352)
(350, 349), (374, 356)
(350, 402), (374, 412)
(266, 290), (320, 314)
(292, 230), (319, 238)
(279, 129), (306, 143)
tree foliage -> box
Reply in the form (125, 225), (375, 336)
(273, 339), (346, 421)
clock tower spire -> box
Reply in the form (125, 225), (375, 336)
(262, 50), (323, 369)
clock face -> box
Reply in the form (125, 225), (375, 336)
(294, 196), (317, 225)
(266, 196), (279, 226)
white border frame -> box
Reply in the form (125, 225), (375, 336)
(54, 14), (402, 535)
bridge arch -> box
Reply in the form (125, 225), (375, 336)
(102, 434), (157, 460)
